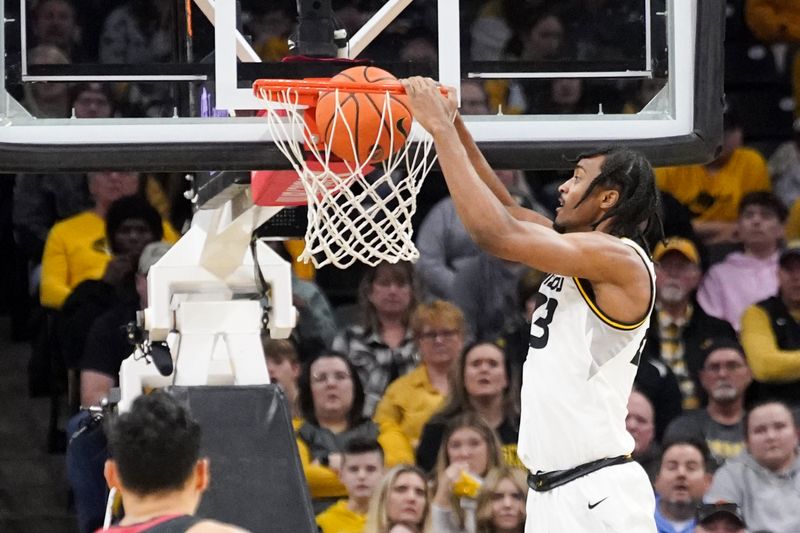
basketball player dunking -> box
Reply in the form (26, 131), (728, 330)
(401, 77), (660, 532)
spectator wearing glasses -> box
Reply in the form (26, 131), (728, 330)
(374, 301), (466, 448)
(332, 262), (420, 416)
(295, 352), (413, 513)
(416, 341), (519, 472)
(664, 338), (752, 466)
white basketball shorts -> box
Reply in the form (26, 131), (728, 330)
(524, 461), (656, 533)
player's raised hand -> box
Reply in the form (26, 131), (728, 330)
(401, 77), (454, 134)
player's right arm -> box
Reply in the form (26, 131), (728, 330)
(452, 102), (553, 228)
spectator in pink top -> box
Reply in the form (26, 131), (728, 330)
(697, 192), (786, 331)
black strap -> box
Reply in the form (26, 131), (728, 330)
(527, 454), (632, 492)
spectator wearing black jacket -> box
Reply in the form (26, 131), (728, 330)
(644, 237), (737, 411)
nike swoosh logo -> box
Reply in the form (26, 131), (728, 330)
(588, 497), (608, 510)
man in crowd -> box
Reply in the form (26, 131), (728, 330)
(664, 338), (751, 465)
(654, 438), (713, 533)
(693, 502), (746, 533)
(740, 239), (800, 407)
(655, 109), (770, 246)
(645, 237), (736, 410)
(698, 191), (786, 331)
(627, 389), (660, 482)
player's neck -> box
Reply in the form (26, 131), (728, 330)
(118, 488), (198, 526)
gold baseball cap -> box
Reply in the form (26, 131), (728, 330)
(653, 237), (700, 265)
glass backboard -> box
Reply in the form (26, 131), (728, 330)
(0, 0), (723, 174)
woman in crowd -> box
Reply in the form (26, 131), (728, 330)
(416, 342), (519, 471)
(475, 466), (527, 533)
(332, 261), (420, 416)
(375, 300), (467, 448)
(705, 399), (800, 533)
(431, 414), (504, 533)
(295, 352), (413, 512)
(364, 464), (432, 533)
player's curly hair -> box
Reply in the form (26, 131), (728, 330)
(572, 146), (663, 251)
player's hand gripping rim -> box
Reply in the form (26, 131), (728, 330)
(401, 77), (458, 135)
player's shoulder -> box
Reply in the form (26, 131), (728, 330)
(594, 233), (651, 262)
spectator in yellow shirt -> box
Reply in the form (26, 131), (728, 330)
(317, 439), (385, 533)
(374, 301), (466, 448)
(655, 110), (770, 245)
(39, 171), (179, 309)
(740, 240), (800, 406)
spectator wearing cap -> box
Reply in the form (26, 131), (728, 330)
(645, 237), (737, 411)
(740, 239), (800, 407)
(664, 338), (752, 466)
(706, 399), (800, 533)
(697, 192), (787, 331)
(654, 438), (714, 533)
(694, 502), (746, 533)
(655, 110), (770, 246)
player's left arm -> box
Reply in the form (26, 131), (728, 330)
(401, 77), (645, 286)
(451, 112), (553, 227)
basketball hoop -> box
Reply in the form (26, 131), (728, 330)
(253, 75), (437, 269)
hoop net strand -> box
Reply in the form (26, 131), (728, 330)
(257, 85), (436, 269)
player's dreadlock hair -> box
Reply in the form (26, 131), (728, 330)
(571, 146), (663, 251)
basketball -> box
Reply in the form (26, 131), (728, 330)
(315, 66), (413, 163)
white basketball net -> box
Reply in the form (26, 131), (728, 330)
(257, 86), (436, 269)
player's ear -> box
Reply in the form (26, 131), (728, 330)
(195, 458), (210, 492)
(599, 189), (619, 209)
(104, 459), (121, 490)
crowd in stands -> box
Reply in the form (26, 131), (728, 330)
(3, 1), (800, 532)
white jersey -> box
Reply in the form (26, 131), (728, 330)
(517, 238), (655, 473)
